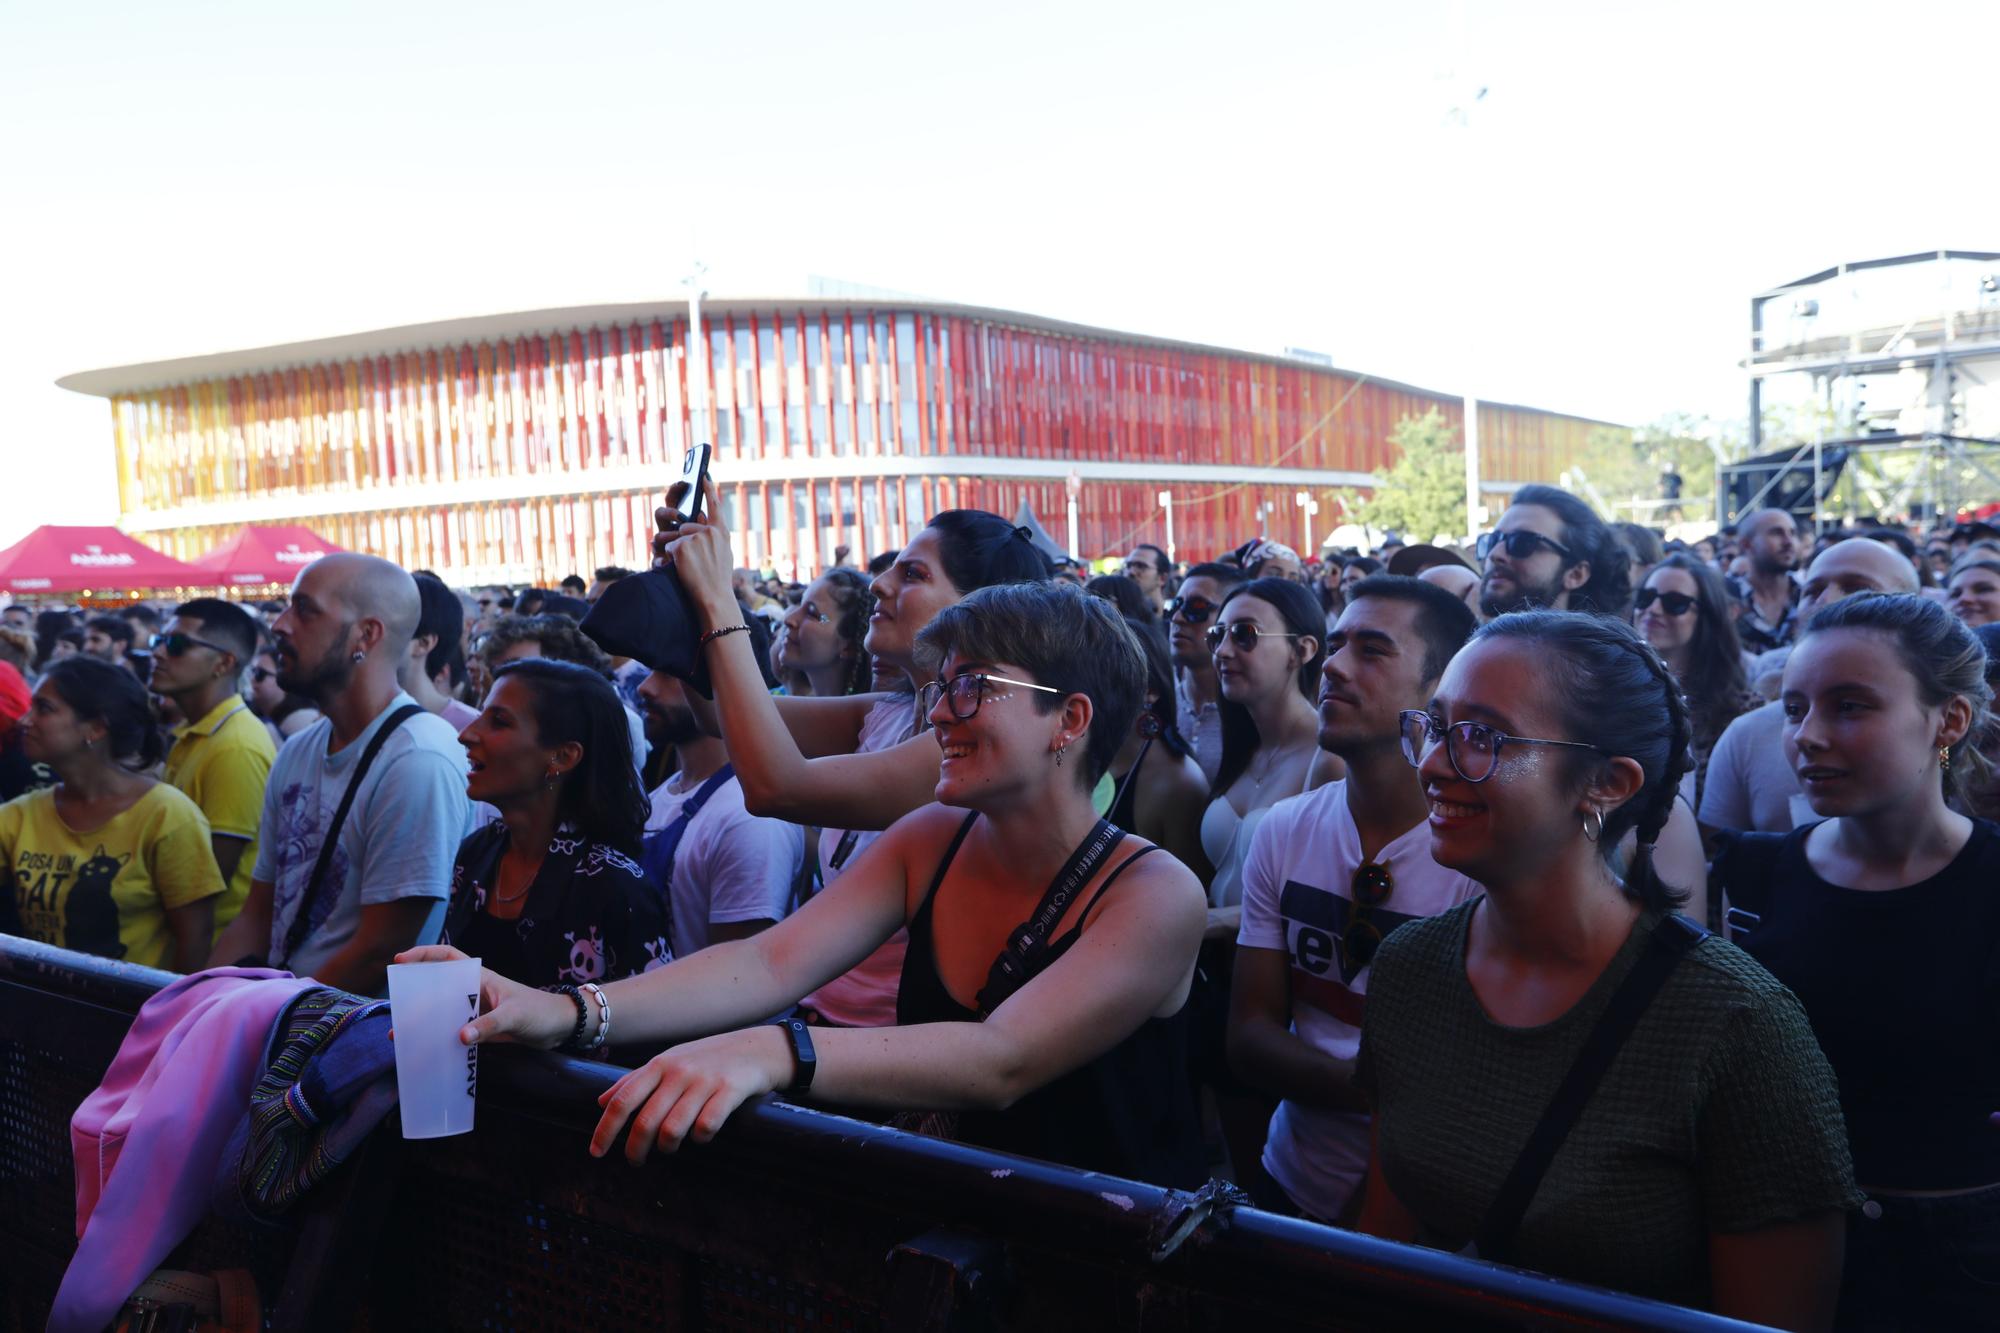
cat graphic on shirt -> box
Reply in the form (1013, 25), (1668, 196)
(64, 845), (128, 959)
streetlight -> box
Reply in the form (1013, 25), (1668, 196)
(1295, 491), (1319, 555)
(1157, 491), (1175, 564)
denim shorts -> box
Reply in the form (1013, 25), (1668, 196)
(1839, 1182), (2000, 1331)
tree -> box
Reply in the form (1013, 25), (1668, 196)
(1341, 409), (1466, 543)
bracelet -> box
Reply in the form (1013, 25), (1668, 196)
(545, 984), (589, 1051)
(700, 623), (751, 647)
(772, 1016), (816, 1095)
(578, 981), (611, 1051)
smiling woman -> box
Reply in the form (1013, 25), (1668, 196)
(397, 582), (1211, 1187)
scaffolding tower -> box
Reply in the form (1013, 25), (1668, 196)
(1734, 249), (2000, 529)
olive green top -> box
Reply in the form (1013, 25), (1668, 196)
(1358, 899), (1862, 1308)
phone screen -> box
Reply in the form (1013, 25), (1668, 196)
(676, 443), (711, 522)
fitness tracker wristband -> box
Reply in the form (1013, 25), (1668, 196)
(772, 1016), (817, 1095)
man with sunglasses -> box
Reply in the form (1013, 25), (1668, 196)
(1476, 485), (1632, 620)
(1165, 562), (1246, 785)
(152, 599), (275, 939)
(1226, 575), (1478, 1224)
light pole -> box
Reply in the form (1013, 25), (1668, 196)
(1065, 470), (1082, 563)
(1157, 491), (1175, 564)
(1295, 491), (1319, 555)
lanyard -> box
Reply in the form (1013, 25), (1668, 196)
(976, 818), (1127, 1015)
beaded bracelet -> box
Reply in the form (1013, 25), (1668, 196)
(578, 981), (611, 1051)
(699, 624), (751, 648)
(544, 984), (590, 1051)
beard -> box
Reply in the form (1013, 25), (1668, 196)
(1752, 550), (1796, 577)
(1479, 569), (1565, 619)
(642, 701), (703, 748)
(276, 629), (357, 702)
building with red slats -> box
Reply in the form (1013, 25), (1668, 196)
(58, 299), (1621, 584)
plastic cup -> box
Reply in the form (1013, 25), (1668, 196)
(387, 958), (483, 1139)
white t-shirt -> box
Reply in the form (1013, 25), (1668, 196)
(645, 767), (802, 955)
(1697, 700), (1805, 834)
(255, 692), (474, 993)
(1235, 780), (1480, 1220)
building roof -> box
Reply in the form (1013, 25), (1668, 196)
(56, 297), (1621, 428)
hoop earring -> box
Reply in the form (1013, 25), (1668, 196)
(1581, 807), (1604, 843)
(1940, 745), (1952, 773)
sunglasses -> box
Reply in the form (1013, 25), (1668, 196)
(1634, 588), (1698, 616)
(1341, 861), (1395, 969)
(150, 631), (234, 659)
(1163, 595), (1219, 626)
(1206, 622), (1310, 652)
(1475, 530), (1572, 563)
(1398, 710), (1607, 784)
(919, 672), (1062, 721)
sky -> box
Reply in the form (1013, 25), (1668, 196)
(2, 0), (1997, 548)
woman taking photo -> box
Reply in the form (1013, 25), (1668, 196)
(443, 658), (670, 988)
(401, 582), (1208, 1186)
(774, 567), (874, 699)
(1723, 594), (2000, 1328)
(0, 657), (223, 971)
(654, 482), (1050, 1029)
(1358, 612), (1859, 1329)
(1634, 553), (1758, 807)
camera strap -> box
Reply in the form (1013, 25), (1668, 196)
(975, 817), (1126, 1016)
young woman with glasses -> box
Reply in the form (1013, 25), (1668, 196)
(400, 582), (1209, 1186)
(775, 567), (875, 698)
(1719, 594), (2000, 1328)
(1635, 554), (1758, 811)
(1356, 612), (1860, 1328)
(649, 477), (1051, 1030)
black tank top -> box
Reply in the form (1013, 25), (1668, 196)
(896, 813), (1207, 1188)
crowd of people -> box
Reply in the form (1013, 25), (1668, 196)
(6, 483), (2000, 1330)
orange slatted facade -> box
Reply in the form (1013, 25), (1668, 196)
(74, 301), (1619, 584)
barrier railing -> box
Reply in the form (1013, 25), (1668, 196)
(0, 936), (1764, 1332)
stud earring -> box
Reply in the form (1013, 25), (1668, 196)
(350, 651), (365, 665)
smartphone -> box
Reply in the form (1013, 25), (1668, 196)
(676, 443), (712, 522)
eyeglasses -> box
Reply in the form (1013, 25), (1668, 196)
(919, 672), (1062, 721)
(1341, 861), (1395, 969)
(1206, 622), (1310, 653)
(1398, 710), (1607, 784)
(1634, 588), (1698, 616)
(1163, 596), (1219, 626)
(250, 666), (275, 684)
(150, 631), (234, 659)
(1475, 530), (1572, 564)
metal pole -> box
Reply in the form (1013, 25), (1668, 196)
(1463, 395), (1481, 541)
(1066, 498), (1080, 562)
(1158, 491), (1175, 564)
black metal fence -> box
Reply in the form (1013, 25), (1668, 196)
(0, 936), (1764, 1331)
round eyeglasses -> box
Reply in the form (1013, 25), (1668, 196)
(919, 672), (1061, 721)
(1398, 709), (1607, 784)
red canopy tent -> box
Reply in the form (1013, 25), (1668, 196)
(188, 525), (346, 586)
(0, 526), (206, 595)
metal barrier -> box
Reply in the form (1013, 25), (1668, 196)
(0, 936), (1764, 1332)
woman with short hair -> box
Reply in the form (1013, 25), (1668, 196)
(443, 658), (670, 990)
(0, 657), (223, 971)
(401, 581), (1208, 1185)
(1358, 612), (1858, 1327)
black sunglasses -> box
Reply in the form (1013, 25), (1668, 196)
(1164, 595), (1219, 626)
(150, 631), (234, 659)
(1634, 588), (1698, 616)
(1206, 622), (1309, 653)
(1341, 861), (1395, 969)
(1476, 530), (1572, 563)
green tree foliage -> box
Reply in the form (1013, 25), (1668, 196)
(1341, 409), (1466, 542)
(1568, 413), (1722, 522)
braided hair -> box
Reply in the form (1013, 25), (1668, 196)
(1475, 611), (1692, 912)
(820, 566), (876, 697)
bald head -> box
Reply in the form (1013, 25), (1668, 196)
(297, 553), (422, 651)
(1742, 509), (1796, 541)
(1740, 508), (1802, 577)
(1799, 536), (1919, 622)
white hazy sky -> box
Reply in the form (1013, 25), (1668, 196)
(3, 0), (1996, 548)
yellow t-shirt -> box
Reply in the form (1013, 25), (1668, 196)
(163, 697), (276, 937)
(0, 784), (224, 970)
